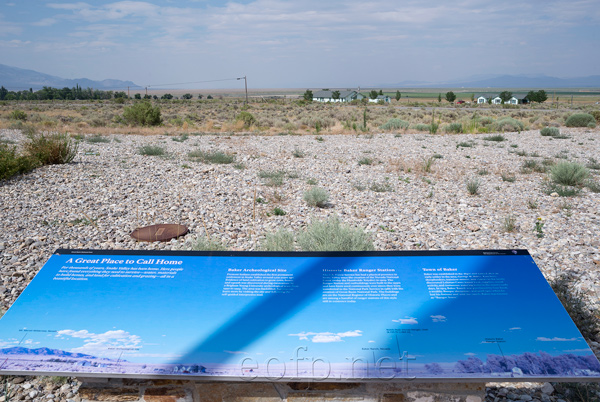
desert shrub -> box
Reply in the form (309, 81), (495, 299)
(261, 229), (295, 251)
(565, 113), (596, 128)
(483, 134), (506, 142)
(186, 236), (228, 251)
(0, 144), (37, 180)
(466, 177), (480, 195)
(9, 109), (27, 121)
(590, 110), (600, 123)
(303, 186), (330, 207)
(85, 135), (111, 143)
(122, 101), (162, 126)
(492, 117), (524, 132)
(24, 132), (78, 165)
(586, 179), (600, 193)
(551, 161), (589, 186)
(380, 118), (409, 131)
(479, 116), (494, 126)
(297, 215), (374, 251)
(270, 207), (286, 216)
(188, 149), (235, 164)
(540, 127), (560, 137)
(258, 170), (286, 186)
(369, 179), (393, 192)
(521, 159), (548, 174)
(412, 123), (430, 132)
(358, 157), (373, 165)
(587, 158), (600, 170)
(502, 214), (516, 232)
(292, 147), (305, 158)
(544, 184), (580, 197)
(444, 123), (463, 133)
(235, 111), (256, 128)
(138, 145), (165, 156)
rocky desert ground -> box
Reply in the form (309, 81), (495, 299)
(1, 126), (599, 401)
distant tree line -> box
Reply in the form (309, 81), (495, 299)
(0, 85), (214, 101)
(0, 85), (127, 101)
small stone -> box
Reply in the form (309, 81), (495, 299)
(29, 391), (38, 399)
(12, 377), (25, 384)
(550, 192), (559, 197)
(22, 384), (32, 390)
(467, 224), (480, 232)
(519, 395), (533, 401)
(540, 383), (554, 395)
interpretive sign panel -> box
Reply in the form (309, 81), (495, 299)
(0, 249), (598, 381)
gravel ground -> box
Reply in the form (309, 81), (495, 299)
(1, 128), (599, 401)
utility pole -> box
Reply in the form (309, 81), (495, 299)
(238, 76), (248, 105)
(145, 87), (148, 97)
(127, 86), (130, 97)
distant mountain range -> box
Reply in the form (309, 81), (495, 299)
(384, 74), (600, 88)
(0, 346), (95, 358)
(0, 64), (141, 91)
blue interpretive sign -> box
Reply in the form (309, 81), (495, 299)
(0, 249), (598, 381)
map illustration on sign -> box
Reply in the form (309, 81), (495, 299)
(0, 249), (598, 381)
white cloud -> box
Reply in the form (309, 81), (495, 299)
(312, 334), (342, 343)
(368, 340), (375, 343)
(430, 315), (446, 323)
(392, 317), (418, 325)
(32, 18), (58, 27)
(289, 330), (362, 343)
(509, 327), (522, 331)
(224, 350), (248, 355)
(57, 329), (142, 356)
(0, 40), (30, 47)
(464, 352), (476, 356)
(536, 337), (577, 342)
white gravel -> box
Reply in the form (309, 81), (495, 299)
(1, 127), (599, 401)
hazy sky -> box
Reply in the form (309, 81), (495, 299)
(1, 1), (599, 88)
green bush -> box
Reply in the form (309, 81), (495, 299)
(483, 134), (506, 142)
(261, 229), (295, 251)
(188, 149), (235, 164)
(122, 101), (162, 126)
(492, 117), (524, 132)
(380, 118), (409, 131)
(358, 157), (373, 165)
(565, 113), (596, 128)
(258, 170), (286, 186)
(303, 186), (330, 207)
(369, 180), (393, 192)
(24, 132), (78, 165)
(138, 145), (165, 156)
(9, 109), (27, 121)
(0, 144), (37, 180)
(412, 123), (430, 131)
(86, 135), (111, 143)
(590, 111), (600, 123)
(444, 123), (463, 133)
(297, 215), (374, 251)
(186, 236), (228, 251)
(551, 161), (589, 186)
(540, 127), (560, 137)
(235, 111), (256, 128)
(466, 177), (480, 195)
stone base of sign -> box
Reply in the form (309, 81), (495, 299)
(77, 378), (486, 402)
